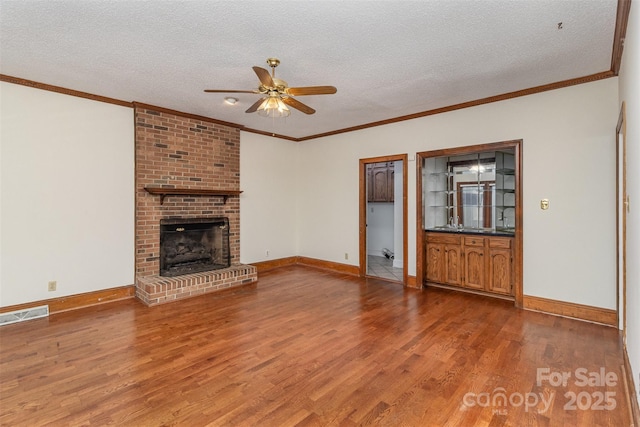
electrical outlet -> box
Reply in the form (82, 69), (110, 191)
(344, 253), (348, 260)
(265, 250), (269, 257)
(48, 281), (57, 292)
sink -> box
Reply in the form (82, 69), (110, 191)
(460, 228), (484, 233)
(457, 227), (495, 233)
(495, 227), (516, 233)
(432, 225), (458, 230)
(431, 226), (483, 233)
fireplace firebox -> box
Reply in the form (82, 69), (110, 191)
(159, 217), (230, 277)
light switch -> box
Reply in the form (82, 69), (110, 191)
(540, 199), (549, 210)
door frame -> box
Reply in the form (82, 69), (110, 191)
(616, 102), (627, 336)
(416, 139), (523, 307)
(359, 154), (409, 285)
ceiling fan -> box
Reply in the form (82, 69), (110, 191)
(204, 58), (337, 116)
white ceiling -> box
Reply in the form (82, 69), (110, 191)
(0, 0), (618, 139)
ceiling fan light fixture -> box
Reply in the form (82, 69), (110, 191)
(257, 96), (290, 118)
(204, 58), (335, 117)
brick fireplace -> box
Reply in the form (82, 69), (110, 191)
(134, 104), (257, 306)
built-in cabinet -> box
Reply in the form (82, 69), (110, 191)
(425, 231), (513, 296)
(367, 162), (395, 202)
(418, 140), (521, 304)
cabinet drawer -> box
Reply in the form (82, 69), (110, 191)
(489, 237), (512, 249)
(426, 233), (461, 245)
(463, 236), (485, 247)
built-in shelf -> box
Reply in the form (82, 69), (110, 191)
(144, 187), (243, 205)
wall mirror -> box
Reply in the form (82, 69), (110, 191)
(423, 148), (516, 234)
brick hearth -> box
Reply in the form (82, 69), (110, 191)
(134, 105), (256, 306)
(136, 265), (257, 306)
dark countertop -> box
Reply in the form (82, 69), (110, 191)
(425, 227), (515, 237)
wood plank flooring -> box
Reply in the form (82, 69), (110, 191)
(0, 266), (632, 426)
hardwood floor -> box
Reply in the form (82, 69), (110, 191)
(0, 266), (632, 426)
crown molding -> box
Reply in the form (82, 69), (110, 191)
(241, 127), (299, 142)
(3, 69), (617, 143)
(297, 71), (615, 141)
(0, 74), (132, 107)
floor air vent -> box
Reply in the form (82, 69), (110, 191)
(0, 305), (49, 326)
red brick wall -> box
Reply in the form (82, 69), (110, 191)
(135, 106), (241, 279)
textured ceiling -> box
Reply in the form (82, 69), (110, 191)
(0, 1), (618, 139)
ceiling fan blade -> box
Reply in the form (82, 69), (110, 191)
(286, 86), (337, 96)
(204, 89), (258, 93)
(282, 97), (315, 115)
(245, 98), (266, 113)
(252, 66), (275, 87)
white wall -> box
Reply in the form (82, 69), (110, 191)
(294, 78), (619, 309)
(1, 77), (618, 314)
(239, 132), (298, 263)
(0, 82), (134, 306)
(0, 54), (622, 331)
(618, 0), (640, 408)
(367, 202), (394, 257)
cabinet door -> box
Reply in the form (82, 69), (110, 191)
(444, 244), (462, 286)
(464, 246), (485, 290)
(425, 243), (443, 283)
(488, 248), (512, 295)
(371, 164), (389, 202)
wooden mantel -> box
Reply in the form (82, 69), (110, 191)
(144, 187), (242, 205)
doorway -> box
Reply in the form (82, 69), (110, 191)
(359, 155), (408, 284)
(616, 103), (627, 337)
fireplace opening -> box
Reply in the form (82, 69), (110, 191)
(160, 217), (230, 277)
